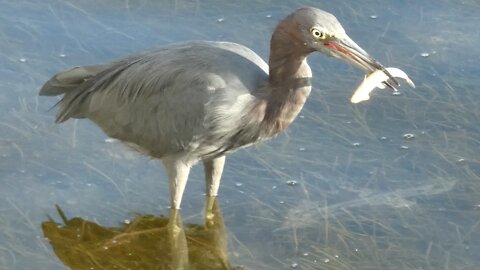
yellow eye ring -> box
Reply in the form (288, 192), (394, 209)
(310, 27), (326, 40)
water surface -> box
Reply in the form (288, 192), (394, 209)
(1, 0), (479, 269)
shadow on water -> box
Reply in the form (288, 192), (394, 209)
(42, 198), (244, 270)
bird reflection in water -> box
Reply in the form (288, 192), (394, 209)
(41, 197), (243, 270)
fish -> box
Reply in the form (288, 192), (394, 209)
(351, 67), (415, 103)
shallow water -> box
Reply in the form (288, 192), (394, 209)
(1, 0), (479, 269)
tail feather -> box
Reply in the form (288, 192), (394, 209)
(40, 57), (143, 123)
(39, 63), (115, 122)
(39, 64), (111, 96)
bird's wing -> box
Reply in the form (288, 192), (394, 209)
(40, 42), (269, 158)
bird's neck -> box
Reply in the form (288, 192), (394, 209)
(268, 28), (312, 84)
(253, 33), (313, 138)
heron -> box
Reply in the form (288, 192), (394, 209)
(40, 7), (397, 210)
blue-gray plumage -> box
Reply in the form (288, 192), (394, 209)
(40, 7), (396, 210)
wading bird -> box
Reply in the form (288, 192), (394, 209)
(40, 7), (397, 210)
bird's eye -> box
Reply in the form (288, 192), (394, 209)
(310, 27), (326, 40)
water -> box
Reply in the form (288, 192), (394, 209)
(1, 0), (479, 269)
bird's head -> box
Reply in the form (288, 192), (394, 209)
(275, 7), (399, 88)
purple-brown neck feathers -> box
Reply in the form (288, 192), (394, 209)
(252, 14), (314, 138)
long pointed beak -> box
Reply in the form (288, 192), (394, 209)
(324, 35), (400, 89)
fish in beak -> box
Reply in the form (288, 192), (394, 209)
(323, 35), (400, 90)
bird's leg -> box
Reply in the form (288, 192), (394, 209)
(205, 195), (217, 223)
(203, 156), (225, 220)
(162, 158), (191, 210)
(203, 156), (225, 197)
